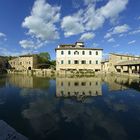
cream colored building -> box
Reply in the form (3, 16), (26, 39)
(55, 42), (103, 71)
(102, 53), (140, 74)
(9, 55), (38, 70)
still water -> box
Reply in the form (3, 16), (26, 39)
(0, 74), (140, 140)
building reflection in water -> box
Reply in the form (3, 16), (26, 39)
(55, 75), (140, 101)
(56, 77), (102, 101)
(7, 74), (50, 89)
(4, 74), (140, 93)
(4, 74), (138, 140)
(104, 75), (140, 92)
(1, 74), (140, 140)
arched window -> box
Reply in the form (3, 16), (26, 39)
(89, 51), (92, 55)
(74, 51), (79, 55)
(96, 51), (98, 55)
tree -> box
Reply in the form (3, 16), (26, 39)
(37, 52), (51, 64)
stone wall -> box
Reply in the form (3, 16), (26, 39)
(8, 56), (38, 70)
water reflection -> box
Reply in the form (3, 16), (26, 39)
(2, 74), (140, 93)
(56, 75), (140, 100)
(7, 74), (50, 89)
(56, 77), (102, 101)
(104, 75), (140, 92)
(0, 74), (140, 140)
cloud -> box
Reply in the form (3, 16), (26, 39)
(108, 38), (115, 42)
(104, 24), (130, 38)
(0, 47), (35, 56)
(99, 0), (128, 19)
(112, 24), (130, 34)
(0, 32), (7, 41)
(61, 10), (85, 37)
(112, 44), (120, 48)
(128, 40), (136, 45)
(104, 33), (112, 39)
(19, 39), (45, 49)
(92, 43), (99, 47)
(22, 0), (61, 41)
(129, 29), (140, 35)
(61, 0), (129, 37)
(84, 0), (102, 5)
(72, 0), (82, 8)
(80, 32), (95, 41)
(137, 16), (140, 20)
(84, 4), (105, 31)
(0, 32), (6, 38)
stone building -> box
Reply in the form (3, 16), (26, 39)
(102, 53), (140, 74)
(9, 55), (38, 70)
(55, 42), (103, 71)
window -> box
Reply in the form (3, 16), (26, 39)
(61, 51), (64, 55)
(61, 60), (64, 64)
(96, 60), (98, 64)
(96, 81), (98, 85)
(96, 51), (98, 55)
(89, 60), (92, 64)
(96, 91), (98, 95)
(74, 82), (79, 86)
(74, 51), (79, 55)
(61, 82), (63, 86)
(68, 60), (71, 64)
(89, 51), (92, 55)
(81, 82), (86, 86)
(61, 91), (64, 95)
(82, 51), (85, 55)
(29, 61), (31, 64)
(82, 92), (85, 95)
(68, 51), (71, 55)
(74, 60), (79, 64)
(81, 60), (86, 64)
(89, 82), (91, 86)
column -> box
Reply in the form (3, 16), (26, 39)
(120, 66), (123, 74)
(137, 65), (140, 74)
(128, 66), (132, 74)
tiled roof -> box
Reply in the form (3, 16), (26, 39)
(110, 53), (140, 58)
(55, 47), (103, 50)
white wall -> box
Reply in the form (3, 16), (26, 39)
(56, 49), (102, 71)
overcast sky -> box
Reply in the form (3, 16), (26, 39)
(0, 0), (140, 59)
